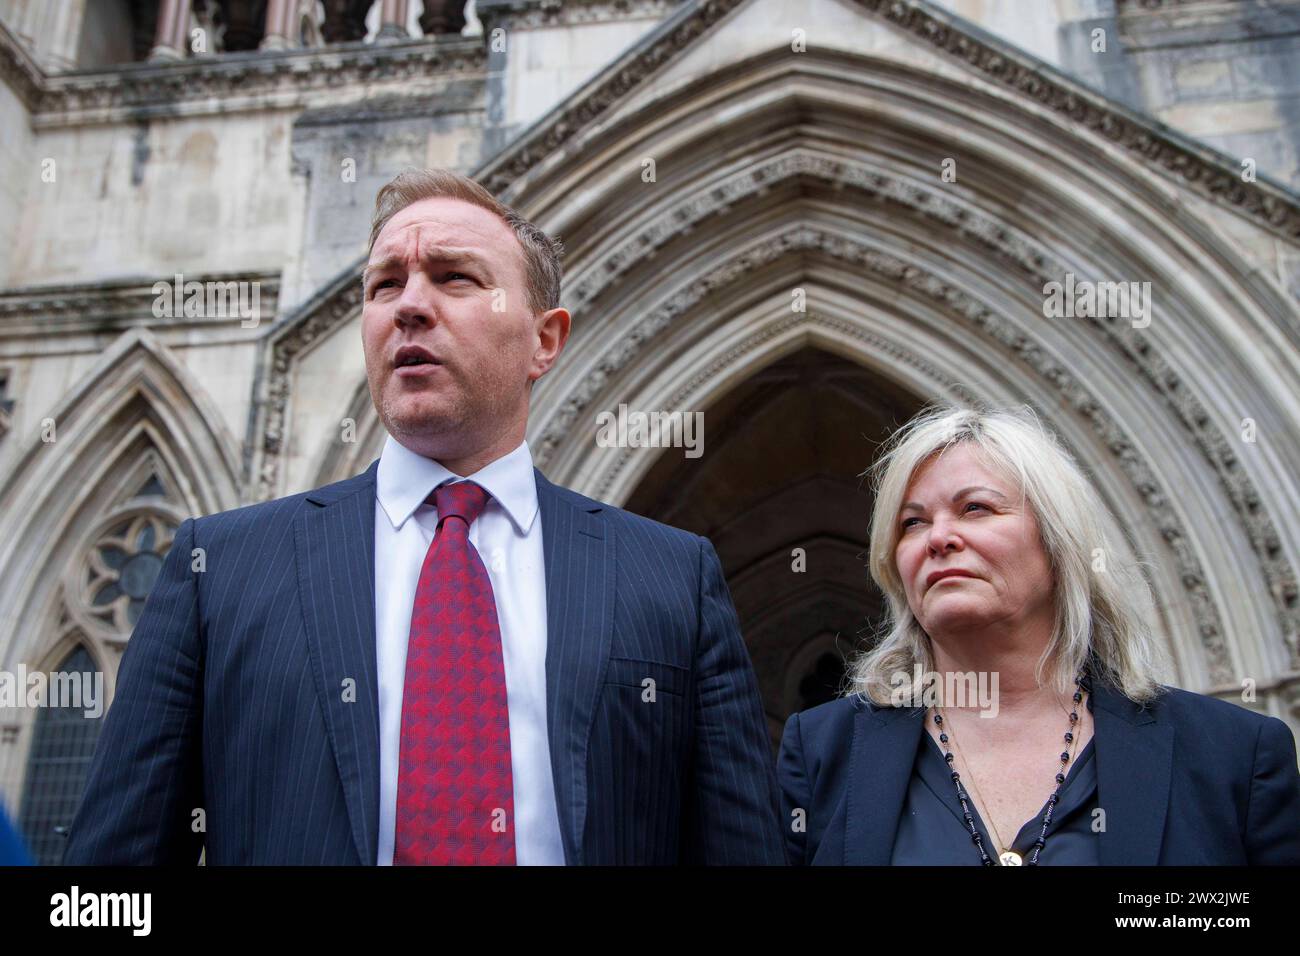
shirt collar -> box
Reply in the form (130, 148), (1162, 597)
(375, 433), (539, 536)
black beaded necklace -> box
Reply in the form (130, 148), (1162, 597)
(930, 672), (1087, 867)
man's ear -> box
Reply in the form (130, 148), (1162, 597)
(530, 307), (571, 382)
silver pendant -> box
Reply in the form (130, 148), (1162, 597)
(999, 850), (1023, 867)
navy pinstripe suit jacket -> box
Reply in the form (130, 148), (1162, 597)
(64, 460), (785, 865)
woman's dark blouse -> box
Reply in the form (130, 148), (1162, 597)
(890, 721), (1101, 865)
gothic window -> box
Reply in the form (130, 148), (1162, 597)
(16, 646), (105, 865)
(80, 501), (177, 635)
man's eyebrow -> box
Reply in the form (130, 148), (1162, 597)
(361, 254), (400, 283)
(900, 486), (1007, 512)
(362, 247), (493, 284)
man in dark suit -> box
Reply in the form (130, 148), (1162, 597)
(64, 168), (784, 865)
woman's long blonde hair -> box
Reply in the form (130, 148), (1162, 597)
(846, 403), (1166, 706)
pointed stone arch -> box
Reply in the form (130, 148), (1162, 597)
(0, 326), (240, 524)
(0, 327), (240, 803)
(247, 4), (1300, 726)
(477, 36), (1300, 726)
(534, 210), (1259, 685)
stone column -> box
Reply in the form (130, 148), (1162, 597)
(260, 0), (297, 50)
(376, 0), (410, 42)
(148, 0), (191, 61)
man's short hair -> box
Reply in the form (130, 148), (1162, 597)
(367, 168), (564, 315)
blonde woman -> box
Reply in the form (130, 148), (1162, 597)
(778, 404), (1300, 865)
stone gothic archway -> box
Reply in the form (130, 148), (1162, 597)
(622, 345), (918, 745)
(493, 43), (1300, 726)
(258, 18), (1300, 730)
(0, 327), (240, 805)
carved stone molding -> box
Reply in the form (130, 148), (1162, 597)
(257, 141), (1298, 668)
(291, 83), (483, 128)
(1117, 0), (1300, 47)
(256, 279), (364, 497)
(1116, 0), (1264, 11)
(0, 272), (281, 340)
(585, 307), (969, 502)
(1, 28), (485, 129)
(544, 150), (1298, 666)
(842, 0), (1300, 242)
(1118, 0), (1239, 7)
(564, 149), (1049, 315)
(563, 226), (1237, 680)
(476, 0), (681, 31)
(477, 0), (1300, 242)
(0, 17), (42, 111)
(477, 0), (744, 195)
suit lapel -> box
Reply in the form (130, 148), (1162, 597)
(1092, 681), (1173, 865)
(535, 469), (615, 866)
(845, 703), (926, 865)
(841, 682), (1174, 865)
(295, 460), (382, 866)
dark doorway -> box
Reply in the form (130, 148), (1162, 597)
(624, 347), (923, 747)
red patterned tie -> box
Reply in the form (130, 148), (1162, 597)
(393, 479), (516, 865)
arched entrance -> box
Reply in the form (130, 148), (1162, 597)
(262, 29), (1300, 729)
(623, 346), (922, 743)
(494, 45), (1300, 725)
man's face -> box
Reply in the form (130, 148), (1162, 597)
(361, 196), (566, 465)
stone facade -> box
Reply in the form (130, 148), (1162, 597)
(1, 0), (1299, 861)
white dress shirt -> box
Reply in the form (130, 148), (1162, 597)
(373, 434), (565, 865)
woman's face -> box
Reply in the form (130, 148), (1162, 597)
(894, 443), (1055, 638)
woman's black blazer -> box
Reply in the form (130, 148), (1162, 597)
(778, 680), (1300, 865)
